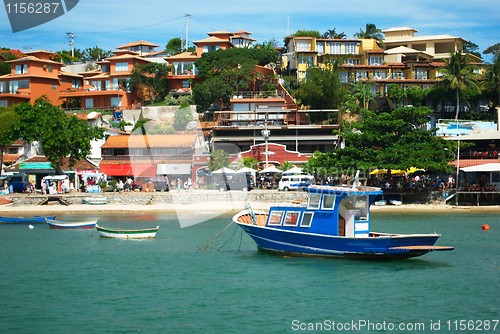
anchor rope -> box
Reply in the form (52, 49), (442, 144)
(197, 221), (234, 252)
(217, 224), (239, 251)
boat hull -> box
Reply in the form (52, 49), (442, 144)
(46, 219), (97, 229)
(234, 212), (450, 259)
(95, 224), (159, 239)
(0, 216), (55, 224)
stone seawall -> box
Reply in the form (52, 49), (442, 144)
(3, 190), (309, 206)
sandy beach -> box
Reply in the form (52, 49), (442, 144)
(1, 200), (500, 215)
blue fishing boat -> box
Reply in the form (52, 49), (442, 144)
(0, 215), (55, 224)
(233, 184), (453, 259)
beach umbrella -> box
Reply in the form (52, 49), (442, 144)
(212, 167), (235, 174)
(407, 167), (425, 174)
(283, 166), (302, 174)
(260, 165), (283, 173)
(237, 167), (257, 174)
(369, 169), (387, 175)
(391, 169), (406, 175)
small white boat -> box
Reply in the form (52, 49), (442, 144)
(82, 196), (108, 205)
(389, 198), (402, 206)
(374, 200), (386, 206)
(95, 224), (159, 239)
(46, 218), (98, 229)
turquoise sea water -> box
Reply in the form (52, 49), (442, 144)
(0, 211), (499, 333)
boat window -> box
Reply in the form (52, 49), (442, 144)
(307, 193), (321, 209)
(268, 211), (284, 226)
(300, 212), (314, 227)
(283, 211), (301, 227)
(354, 196), (368, 208)
(321, 194), (336, 210)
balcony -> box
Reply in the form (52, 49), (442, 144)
(58, 88), (127, 97)
(231, 91), (285, 100)
(101, 154), (193, 163)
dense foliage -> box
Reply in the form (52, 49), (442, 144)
(129, 63), (173, 103)
(303, 107), (458, 176)
(0, 106), (20, 174)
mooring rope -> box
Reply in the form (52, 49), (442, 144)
(217, 224), (239, 251)
(197, 221), (234, 252)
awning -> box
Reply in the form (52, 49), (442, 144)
(157, 163), (191, 175)
(460, 163), (500, 172)
(133, 164), (156, 177)
(99, 164), (133, 176)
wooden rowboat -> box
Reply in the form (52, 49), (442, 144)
(46, 218), (98, 229)
(82, 196), (108, 205)
(95, 224), (159, 239)
(0, 215), (55, 224)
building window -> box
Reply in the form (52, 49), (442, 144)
(0, 82), (6, 93)
(9, 79), (29, 92)
(52, 84), (56, 91)
(355, 71), (369, 80)
(101, 65), (108, 72)
(338, 72), (350, 83)
(345, 42), (357, 54)
(345, 58), (360, 65)
(328, 42), (341, 54)
(369, 56), (382, 65)
(298, 56), (314, 64)
(296, 41), (310, 51)
(392, 71), (405, 79)
(373, 70), (388, 79)
(111, 97), (122, 107)
(85, 98), (93, 108)
(15, 64), (27, 74)
(72, 79), (82, 88)
(414, 69), (428, 80)
(202, 45), (220, 53)
(48, 66), (53, 72)
(370, 84), (379, 96)
(61, 78), (66, 84)
(0, 100), (7, 107)
(321, 195), (336, 210)
(115, 62), (128, 72)
(316, 42), (324, 54)
(182, 81), (189, 88)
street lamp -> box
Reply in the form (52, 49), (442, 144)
(444, 138), (460, 206)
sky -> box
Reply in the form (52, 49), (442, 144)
(1, 0), (499, 62)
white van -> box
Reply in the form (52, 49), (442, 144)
(278, 175), (315, 191)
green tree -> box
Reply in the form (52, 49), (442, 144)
(0, 49), (21, 75)
(279, 160), (295, 172)
(0, 106), (20, 175)
(387, 83), (405, 108)
(296, 58), (347, 110)
(51, 49), (83, 63)
(129, 63), (172, 103)
(210, 149), (231, 171)
(303, 107), (457, 176)
(348, 80), (376, 111)
(405, 86), (425, 106)
(322, 29), (346, 39)
(463, 41), (481, 59)
(15, 97), (104, 174)
(437, 51), (479, 120)
(82, 47), (111, 61)
(165, 38), (183, 55)
(353, 24), (383, 45)
(193, 48), (278, 111)
(290, 30), (322, 39)
(484, 43), (500, 58)
(483, 55), (500, 108)
(173, 107), (193, 131)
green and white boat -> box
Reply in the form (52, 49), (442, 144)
(95, 224), (159, 239)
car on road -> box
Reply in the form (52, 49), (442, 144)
(131, 177), (169, 192)
(215, 173), (253, 192)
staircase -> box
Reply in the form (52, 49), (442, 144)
(374, 97), (391, 113)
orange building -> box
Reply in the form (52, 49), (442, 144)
(0, 50), (73, 107)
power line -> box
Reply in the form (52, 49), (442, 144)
(75, 16), (185, 35)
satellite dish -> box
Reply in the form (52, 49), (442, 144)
(87, 111), (97, 120)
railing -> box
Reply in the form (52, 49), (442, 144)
(59, 88), (127, 94)
(102, 155), (192, 161)
(213, 109), (339, 127)
(231, 91), (285, 99)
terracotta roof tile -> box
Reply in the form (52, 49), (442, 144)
(101, 134), (197, 149)
(116, 40), (160, 49)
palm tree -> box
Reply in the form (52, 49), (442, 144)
(322, 29), (346, 39)
(438, 51), (479, 120)
(353, 24), (383, 45)
(483, 56), (500, 130)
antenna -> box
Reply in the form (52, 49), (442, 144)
(287, 17), (289, 37)
(66, 32), (75, 57)
(185, 14), (191, 51)
(23, 47), (32, 52)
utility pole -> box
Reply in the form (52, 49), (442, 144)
(180, 31), (183, 51)
(67, 32), (75, 57)
(185, 14), (191, 51)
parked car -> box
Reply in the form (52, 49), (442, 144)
(278, 175), (315, 191)
(131, 177), (169, 192)
(216, 173), (253, 192)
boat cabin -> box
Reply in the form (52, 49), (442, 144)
(265, 185), (382, 237)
